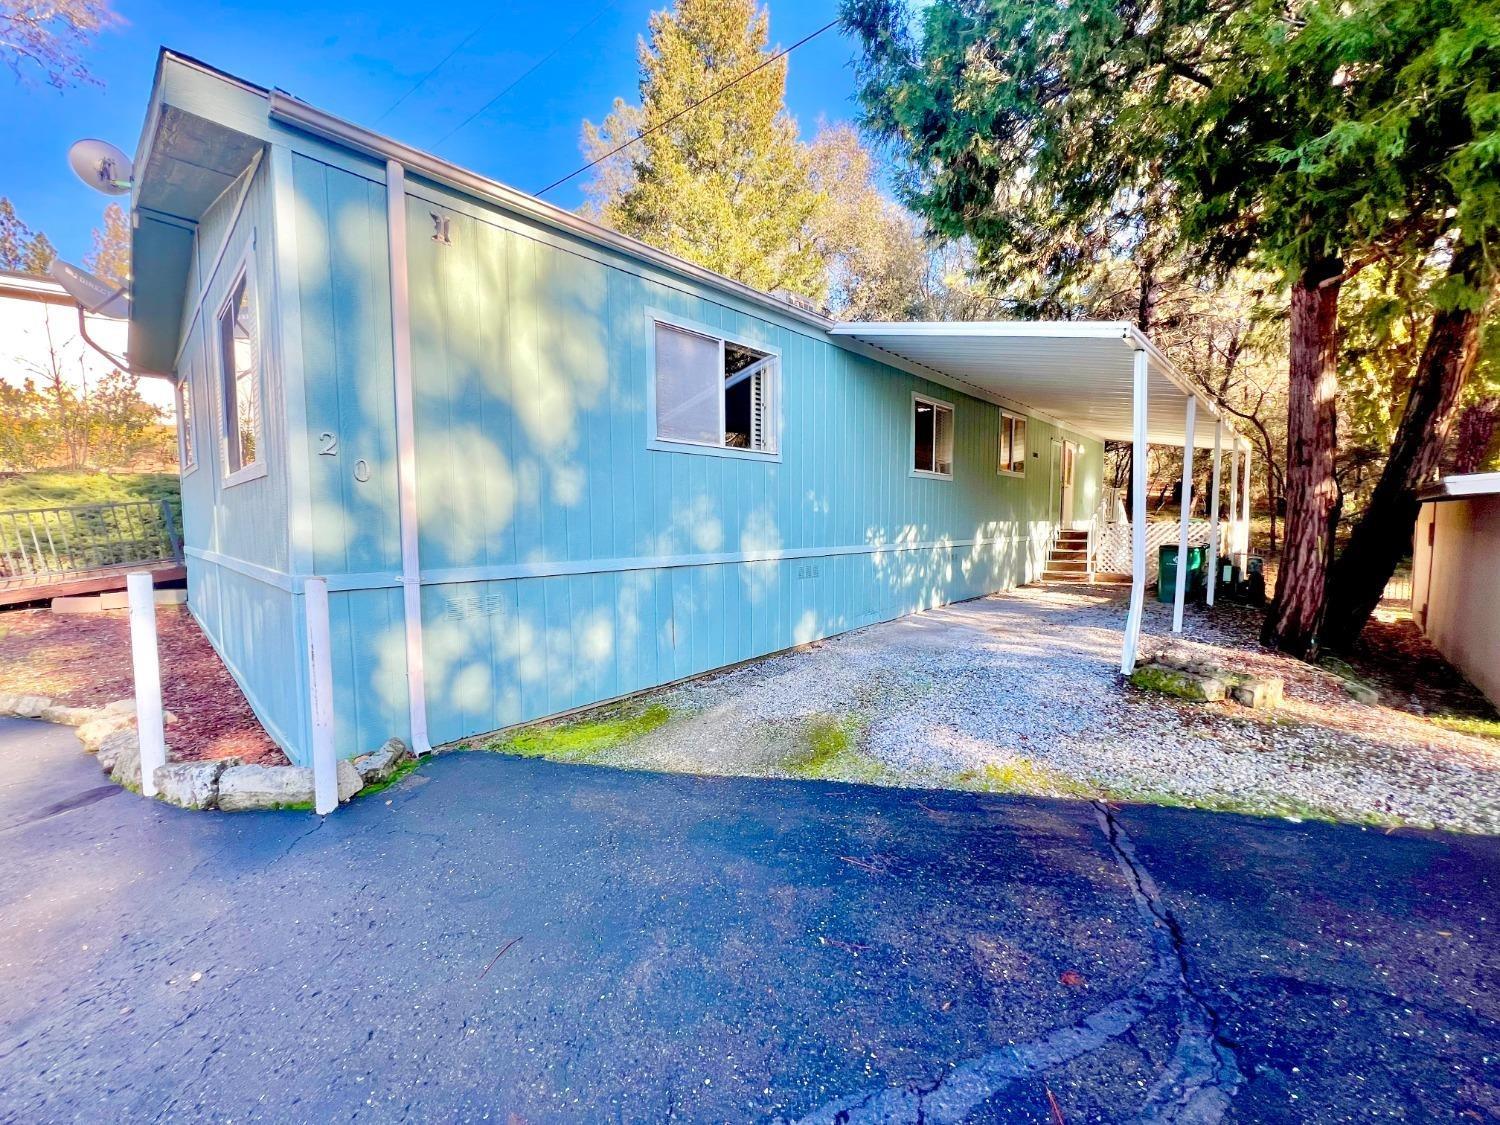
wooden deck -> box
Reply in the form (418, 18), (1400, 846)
(0, 562), (187, 608)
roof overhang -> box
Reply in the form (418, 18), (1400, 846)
(829, 321), (1237, 449)
(127, 51), (270, 375)
(1419, 472), (1500, 503)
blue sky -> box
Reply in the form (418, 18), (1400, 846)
(0, 0), (861, 264)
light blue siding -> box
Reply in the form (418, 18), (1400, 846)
(171, 154), (308, 759)
(295, 173), (1103, 756)
(158, 74), (1103, 767)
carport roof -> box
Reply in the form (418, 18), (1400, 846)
(830, 321), (1238, 449)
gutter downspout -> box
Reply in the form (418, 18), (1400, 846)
(386, 159), (434, 756)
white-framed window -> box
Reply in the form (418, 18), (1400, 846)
(649, 314), (779, 459)
(999, 411), (1027, 476)
(911, 392), (954, 478)
(176, 375), (196, 474)
(216, 252), (265, 486)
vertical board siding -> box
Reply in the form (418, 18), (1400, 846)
(173, 155), (300, 758)
(203, 153), (1102, 760)
(290, 154), (400, 576)
(370, 182), (1104, 753)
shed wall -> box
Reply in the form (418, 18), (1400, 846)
(1413, 496), (1500, 706)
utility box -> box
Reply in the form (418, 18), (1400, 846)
(1158, 544), (1208, 603)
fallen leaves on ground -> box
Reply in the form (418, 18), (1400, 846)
(0, 606), (285, 765)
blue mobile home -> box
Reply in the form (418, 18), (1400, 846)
(127, 51), (1232, 769)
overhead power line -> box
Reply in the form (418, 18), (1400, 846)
(374, 15), (501, 126)
(433, 0), (622, 148)
(533, 16), (841, 198)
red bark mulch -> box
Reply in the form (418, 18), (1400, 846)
(0, 605), (288, 765)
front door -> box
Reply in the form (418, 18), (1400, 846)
(1059, 442), (1077, 528)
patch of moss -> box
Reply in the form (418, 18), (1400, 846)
(1130, 664), (1223, 702)
(487, 703), (673, 764)
(1432, 714), (1500, 740)
(1316, 655), (1381, 702)
(781, 714), (887, 783)
(954, 759), (1097, 799)
(1098, 783), (1396, 827)
(355, 754), (423, 797)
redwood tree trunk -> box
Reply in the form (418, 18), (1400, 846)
(1321, 245), (1490, 652)
(1261, 261), (1342, 657)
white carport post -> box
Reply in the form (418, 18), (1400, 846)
(304, 576), (339, 816)
(127, 572), (167, 798)
(1172, 398), (1197, 633)
(1229, 443), (1241, 568)
(1120, 348), (1150, 674)
(1239, 444), (1254, 569)
(1206, 420), (1224, 607)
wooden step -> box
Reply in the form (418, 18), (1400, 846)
(1046, 559), (1088, 573)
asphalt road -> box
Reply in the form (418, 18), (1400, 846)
(0, 717), (1495, 1123)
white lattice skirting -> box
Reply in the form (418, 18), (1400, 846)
(1097, 521), (1228, 580)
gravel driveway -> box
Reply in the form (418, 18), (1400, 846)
(484, 583), (1500, 834)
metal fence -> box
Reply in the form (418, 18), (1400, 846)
(1381, 571), (1413, 607)
(0, 499), (182, 588)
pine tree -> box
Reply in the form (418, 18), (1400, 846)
(85, 201), (130, 287)
(0, 197), (56, 273)
(582, 0), (825, 299)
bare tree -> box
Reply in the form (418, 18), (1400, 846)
(0, 0), (114, 88)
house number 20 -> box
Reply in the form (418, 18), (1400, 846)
(319, 432), (370, 483)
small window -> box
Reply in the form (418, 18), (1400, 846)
(177, 377), (196, 473)
(912, 393), (954, 478)
(217, 265), (262, 478)
(653, 321), (777, 455)
(999, 412), (1027, 475)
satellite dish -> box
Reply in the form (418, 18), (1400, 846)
(48, 259), (130, 319)
(68, 138), (133, 196)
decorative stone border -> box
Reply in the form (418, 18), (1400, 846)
(0, 694), (410, 813)
(1130, 648), (1285, 709)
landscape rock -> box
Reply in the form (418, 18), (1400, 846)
(9, 694), (52, 719)
(1341, 679), (1380, 706)
(217, 765), (316, 812)
(337, 759), (364, 803)
(103, 698), (137, 716)
(153, 759), (238, 810)
(353, 738), (411, 785)
(1230, 677), (1285, 710)
(108, 735), (144, 791)
(1130, 662), (1226, 703)
(96, 727), (138, 772)
(77, 713), (135, 753)
(40, 704), (99, 726)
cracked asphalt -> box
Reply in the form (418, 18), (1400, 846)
(1, 717), (1496, 1123)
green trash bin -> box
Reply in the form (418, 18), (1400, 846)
(1157, 544), (1209, 603)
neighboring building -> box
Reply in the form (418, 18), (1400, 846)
(1412, 473), (1500, 706)
(124, 51), (1247, 767)
(0, 270), (168, 409)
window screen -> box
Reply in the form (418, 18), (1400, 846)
(914, 396), (954, 476)
(178, 378), (195, 472)
(655, 323), (721, 446)
(654, 322), (776, 454)
(1000, 413), (1027, 474)
(218, 270), (261, 474)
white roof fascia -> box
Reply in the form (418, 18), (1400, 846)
(833, 320), (1239, 447)
(1419, 472), (1500, 502)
